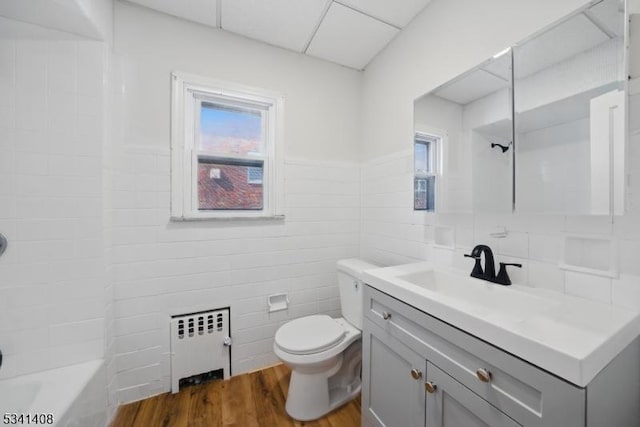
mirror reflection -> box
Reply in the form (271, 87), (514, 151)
(413, 51), (513, 213)
(513, 0), (626, 215)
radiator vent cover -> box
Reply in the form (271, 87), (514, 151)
(170, 307), (231, 393)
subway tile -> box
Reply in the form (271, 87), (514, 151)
(77, 42), (104, 97)
(115, 346), (162, 373)
(618, 240), (640, 276)
(565, 215), (614, 235)
(497, 232), (529, 259)
(612, 274), (640, 311)
(529, 233), (563, 263)
(48, 338), (103, 369)
(49, 318), (104, 346)
(564, 271), (612, 304)
(114, 313), (160, 336)
(527, 260), (564, 293)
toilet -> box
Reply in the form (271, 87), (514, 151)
(273, 258), (379, 421)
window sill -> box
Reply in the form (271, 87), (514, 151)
(170, 215), (285, 222)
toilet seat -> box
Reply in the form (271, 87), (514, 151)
(275, 315), (345, 355)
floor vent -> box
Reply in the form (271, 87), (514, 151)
(170, 307), (231, 393)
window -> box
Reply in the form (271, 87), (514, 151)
(171, 73), (284, 220)
(247, 167), (263, 184)
(414, 133), (439, 211)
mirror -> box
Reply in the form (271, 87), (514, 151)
(514, 0), (626, 215)
(413, 50), (513, 214)
(413, 0), (627, 215)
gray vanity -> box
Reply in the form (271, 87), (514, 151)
(361, 263), (640, 427)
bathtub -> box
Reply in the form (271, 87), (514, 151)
(0, 360), (106, 427)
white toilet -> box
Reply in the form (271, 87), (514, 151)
(273, 258), (379, 421)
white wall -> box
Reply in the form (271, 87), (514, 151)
(0, 38), (107, 379)
(361, 0), (640, 310)
(109, 2), (361, 403)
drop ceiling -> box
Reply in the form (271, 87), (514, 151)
(125, 0), (432, 70)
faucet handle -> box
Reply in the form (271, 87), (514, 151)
(496, 262), (522, 286)
(500, 262), (522, 268)
(464, 253), (484, 278)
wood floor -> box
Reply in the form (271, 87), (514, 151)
(110, 364), (361, 427)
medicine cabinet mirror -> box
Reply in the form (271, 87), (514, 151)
(413, 0), (627, 215)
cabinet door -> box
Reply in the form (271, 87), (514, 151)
(362, 318), (426, 427)
(426, 362), (521, 427)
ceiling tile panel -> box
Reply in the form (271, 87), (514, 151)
(221, 0), (330, 52)
(306, 2), (398, 70)
(337, 0), (431, 28)
(128, 0), (218, 27)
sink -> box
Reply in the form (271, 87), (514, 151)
(397, 269), (558, 322)
(362, 261), (640, 388)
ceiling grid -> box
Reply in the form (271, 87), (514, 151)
(126, 0), (432, 70)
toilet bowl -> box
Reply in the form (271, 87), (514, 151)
(273, 258), (379, 421)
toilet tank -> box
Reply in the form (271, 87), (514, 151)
(337, 258), (380, 330)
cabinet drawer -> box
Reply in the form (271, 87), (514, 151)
(426, 361), (521, 427)
(364, 285), (585, 427)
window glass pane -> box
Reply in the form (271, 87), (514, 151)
(247, 167), (263, 184)
(414, 177), (435, 211)
(199, 102), (265, 155)
(414, 140), (430, 174)
(198, 158), (264, 210)
(426, 176), (435, 211)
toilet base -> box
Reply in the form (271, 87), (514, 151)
(284, 340), (362, 421)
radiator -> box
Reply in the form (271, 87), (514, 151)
(170, 307), (231, 393)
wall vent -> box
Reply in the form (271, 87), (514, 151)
(170, 307), (231, 393)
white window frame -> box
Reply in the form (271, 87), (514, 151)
(170, 72), (284, 220)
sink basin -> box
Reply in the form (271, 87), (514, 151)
(362, 261), (640, 388)
(397, 269), (557, 322)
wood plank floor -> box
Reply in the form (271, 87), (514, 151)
(110, 364), (361, 427)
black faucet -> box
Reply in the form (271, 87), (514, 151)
(464, 244), (521, 286)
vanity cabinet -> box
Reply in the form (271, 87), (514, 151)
(363, 319), (425, 427)
(362, 285), (640, 427)
(426, 361), (519, 427)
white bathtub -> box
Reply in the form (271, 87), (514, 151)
(0, 360), (106, 427)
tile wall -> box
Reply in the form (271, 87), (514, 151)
(107, 151), (360, 402)
(0, 39), (108, 379)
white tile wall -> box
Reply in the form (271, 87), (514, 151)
(107, 152), (360, 403)
(0, 40), (107, 380)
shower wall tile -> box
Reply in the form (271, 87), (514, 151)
(0, 40), (107, 381)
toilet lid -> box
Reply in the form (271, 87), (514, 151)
(275, 315), (346, 355)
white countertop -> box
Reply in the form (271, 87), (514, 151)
(362, 262), (640, 387)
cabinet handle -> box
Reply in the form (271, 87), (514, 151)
(476, 368), (492, 383)
(410, 368), (422, 380)
(425, 381), (437, 394)
(382, 311), (392, 320)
